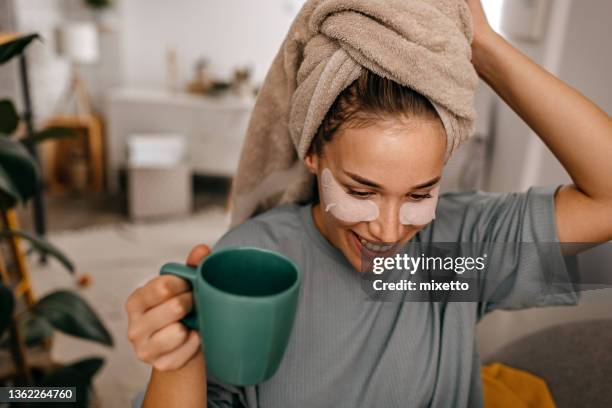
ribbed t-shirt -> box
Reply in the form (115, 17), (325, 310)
(206, 186), (579, 408)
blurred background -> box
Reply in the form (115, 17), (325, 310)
(0, 0), (610, 406)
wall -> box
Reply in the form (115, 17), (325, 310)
(0, 0), (18, 104)
(118, 0), (297, 88)
(485, 1), (555, 193)
(9, 0), (297, 120)
(10, 0), (70, 121)
(10, 0), (121, 122)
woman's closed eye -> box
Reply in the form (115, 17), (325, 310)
(347, 189), (374, 199)
(346, 189), (433, 201)
(407, 193), (433, 201)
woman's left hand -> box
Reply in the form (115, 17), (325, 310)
(464, 0), (496, 49)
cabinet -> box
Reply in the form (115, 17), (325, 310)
(105, 88), (254, 193)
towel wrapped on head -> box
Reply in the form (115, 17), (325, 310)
(230, 0), (478, 226)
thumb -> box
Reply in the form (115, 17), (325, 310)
(186, 244), (211, 267)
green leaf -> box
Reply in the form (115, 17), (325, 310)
(0, 99), (19, 134)
(0, 283), (14, 337)
(20, 126), (77, 146)
(0, 163), (21, 210)
(31, 290), (113, 346)
(35, 357), (104, 407)
(0, 310), (55, 348)
(0, 136), (40, 204)
(23, 312), (55, 346)
(0, 229), (74, 274)
(0, 33), (40, 65)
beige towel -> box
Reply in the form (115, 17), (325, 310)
(230, 0), (478, 226)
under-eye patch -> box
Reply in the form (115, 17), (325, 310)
(321, 168), (379, 223)
(399, 186), (439, 225)
(320, 168), (438, 226)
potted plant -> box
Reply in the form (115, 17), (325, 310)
(0, 33), (113, 407)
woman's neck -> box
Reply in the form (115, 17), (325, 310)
(311, 202), (330, 242)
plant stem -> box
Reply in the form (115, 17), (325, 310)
(0, 252), (32, 384)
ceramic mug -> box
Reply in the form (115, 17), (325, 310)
(160, 247), (300, 385)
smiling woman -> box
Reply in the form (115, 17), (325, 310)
(126, 0), (612, 407)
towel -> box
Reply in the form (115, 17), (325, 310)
(230, 0), (478, 226)
(481, 363), (557, 408)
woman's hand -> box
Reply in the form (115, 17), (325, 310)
(464, 0), (495, 47)
(125, 244), (211, 371)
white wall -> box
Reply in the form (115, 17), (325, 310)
(12, 0), (71, 121)
(118, 0), (297, 88)
(486, 1), (556, 193)
(11, 0), (122, 121)
(9, 0), (296, 121)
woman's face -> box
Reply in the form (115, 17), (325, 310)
(305, 118), (446, 271)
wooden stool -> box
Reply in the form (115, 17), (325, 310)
(41, 115), (105, 193)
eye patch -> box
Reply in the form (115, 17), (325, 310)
(320, 168), (438, 226)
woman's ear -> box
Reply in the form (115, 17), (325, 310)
(303, 152), (319, 175)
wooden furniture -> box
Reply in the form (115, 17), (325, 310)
(41, 115), (105, 193)
(106, 88), (254, 193)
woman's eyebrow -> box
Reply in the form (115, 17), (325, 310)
(343, 171), (440, 190)
(343, 171), (382, 188)
(413, 176), (441, 189)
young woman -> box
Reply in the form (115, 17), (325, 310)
(125, 0), (612, 406)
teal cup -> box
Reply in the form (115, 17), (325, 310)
(160, 247), (301, 386)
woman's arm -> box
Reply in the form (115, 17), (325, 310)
(143, 351), (206, 407)
(467, 0), (612, 243)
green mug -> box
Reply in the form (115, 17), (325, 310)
(160, 247), (301, 385)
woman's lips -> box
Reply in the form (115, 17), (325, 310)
(348, 230), (398, 259)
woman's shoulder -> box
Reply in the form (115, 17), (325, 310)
(432, 186), (560, 241)
(213, 203), (308, 251)
(437, 186), (558, 212)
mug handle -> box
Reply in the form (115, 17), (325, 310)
(160, 262), (199, 330)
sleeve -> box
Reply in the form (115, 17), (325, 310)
(206, 377), (258, 408)
(460, 186), (581, 317)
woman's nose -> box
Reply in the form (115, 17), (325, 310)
(368, 203), (403, 243)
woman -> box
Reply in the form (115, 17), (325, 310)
(125, 0), (612, 406)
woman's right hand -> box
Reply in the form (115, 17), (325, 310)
(125, 244), (211, 371)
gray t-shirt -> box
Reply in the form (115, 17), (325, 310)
(207, 187), (579, 408)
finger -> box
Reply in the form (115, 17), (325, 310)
(153, 330), (202, 371)
(141, 322), (190, 362)
(129, 292), (193, 341)
(125, 275), (190, 317)
(186, 244), (211, 267)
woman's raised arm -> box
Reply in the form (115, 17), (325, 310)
(466, 0), (612, 243)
